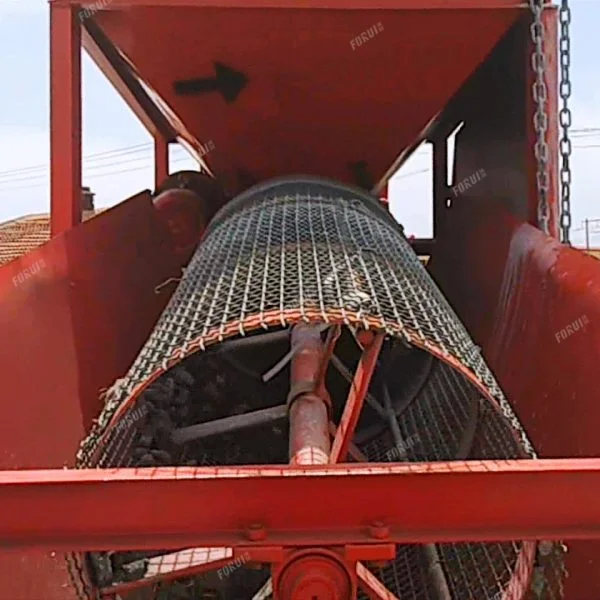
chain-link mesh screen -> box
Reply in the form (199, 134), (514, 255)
(68, 176), (565, 600)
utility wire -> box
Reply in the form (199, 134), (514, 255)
(0, 143), (153, 180)
(0, 153), (157, 186)
(2, 127), (598, 178)
(0, 125), (599, 191)
(0, 156), (193, 194)
(395, 168), (430, 179)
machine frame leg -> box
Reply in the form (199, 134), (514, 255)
(50, 2), (82, 237)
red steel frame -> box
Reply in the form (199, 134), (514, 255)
(2, 459), (600, 550)
(48, 0), (549, 236)
(50, 3), (82, 237)
(42, 1), (600, 598)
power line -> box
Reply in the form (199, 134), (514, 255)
(0, 143), (153, 180)
(395, 168), (430, 179)
(0, 151), (164, 187)
(0, 124), (598, 189)
(0, 143), (197, 186)
(0, 145), (158, 185)
(0, 156), (194, 194)
(1, 126), (599, 176)
(0, 145), (196, 191)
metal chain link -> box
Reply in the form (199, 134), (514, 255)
(559, 0), (573, 244)
(530, 0), (550, 235)
(530, 0), (573, 241)
(526, 8), (570, 596)
(529, 11), (571, 590)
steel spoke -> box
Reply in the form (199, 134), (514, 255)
(330, 333), (384, 463)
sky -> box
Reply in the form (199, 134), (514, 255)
(0, 0), (599, 247)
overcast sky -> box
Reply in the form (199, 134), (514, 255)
(0, 0), (599, 246)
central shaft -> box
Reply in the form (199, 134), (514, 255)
(288, 324), (331, 465)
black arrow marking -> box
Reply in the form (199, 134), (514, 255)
(173, 62), (248, 103)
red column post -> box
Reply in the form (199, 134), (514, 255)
(50, 3), (82, 237)
(154, 135), (169, 190)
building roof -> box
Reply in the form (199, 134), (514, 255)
(0, 210), (598, 268)
(588, 249), (600, 260)
(0, 211), (98, 267)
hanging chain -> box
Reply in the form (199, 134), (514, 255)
(559, 0), (573, 244)
(530, 0), (573, 241)
(528, 5), (571, 591)
(529, 0), (550, 235)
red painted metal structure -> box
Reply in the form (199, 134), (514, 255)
(3, 460), (600, 551)
(0, 0), (599, 598)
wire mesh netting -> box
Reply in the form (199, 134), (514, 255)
(69, 176), (565, 600)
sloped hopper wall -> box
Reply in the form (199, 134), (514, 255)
(71, 177), (563, 599)
(94, 6), (523, 190)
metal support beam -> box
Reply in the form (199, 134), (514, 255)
(100, 547), (235, 597)
(50, 2), (82, 236)
(330, 334), (383, 463)
(53, 0), (528, 8)
(1, 459), (600, 551)
(81, 19), (178, 142)
(356, 563), (399, 600)
(50, 0), (528, 10)
(154, 136), (170, 190)
(432, 137), (449, 239)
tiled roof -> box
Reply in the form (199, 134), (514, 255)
(0, 211), (597, 268)
(0, 211), (98, 267)
(587, 249), (600, 260)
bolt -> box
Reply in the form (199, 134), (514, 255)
(368, 521), (389, 540)
(246, 524), (267, 542)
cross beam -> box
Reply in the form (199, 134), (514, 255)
(0, 459), (599, 551)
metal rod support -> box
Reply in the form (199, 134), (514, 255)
(172, 404), (287, 445)
(330, 334), (384, 463)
